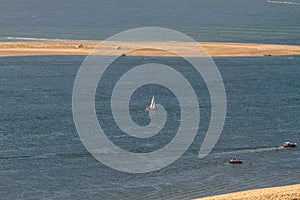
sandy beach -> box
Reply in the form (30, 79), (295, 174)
(0, 41), (300, 57)
(193, 184), (300, 200)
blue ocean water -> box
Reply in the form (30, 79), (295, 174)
(0, 55), (299, 199)
(0, 0), (300, 199)
(0, 0), (300, 44)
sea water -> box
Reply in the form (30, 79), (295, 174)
(0, 0), (299, 199)
(0, 55), (299, 199)
(0, 0), (300, 44)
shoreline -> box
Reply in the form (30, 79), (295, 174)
(193, 184), (300, 200)
(0, 41), (300, 57)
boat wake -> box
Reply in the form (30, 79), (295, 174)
(219, 146), (284, 155)
(267, 0), (300, 5)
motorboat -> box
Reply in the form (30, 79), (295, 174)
(283, 142), (297, 148)
(229, 158), (243, 164)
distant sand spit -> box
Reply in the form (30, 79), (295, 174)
(193, 184), (300, 200)
(0, 41), (300, 57)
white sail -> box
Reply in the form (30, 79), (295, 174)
(150, 96), (155, 109)
(146, 95), (155, 111)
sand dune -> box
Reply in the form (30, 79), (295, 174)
(193, 184), (300, 200)
(0, 41), (300, 57)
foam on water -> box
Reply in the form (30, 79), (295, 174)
(267, 0), (300, 5)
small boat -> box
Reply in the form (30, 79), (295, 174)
(121, 53), (126, 57)
(146, 96), (155, 112)
(229, 158), (243, 164)
(283, 142), (297, 148)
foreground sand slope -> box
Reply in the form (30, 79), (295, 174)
(1, 41), (300, 57)
(193, 184), (300, 200)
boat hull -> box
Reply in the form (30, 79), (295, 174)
(283, 142), (297, 148)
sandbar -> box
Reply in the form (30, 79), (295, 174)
(193, 184), (300, 200)
(0, 41), (300, 57)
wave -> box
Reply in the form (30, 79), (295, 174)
(267, 0), (300, 5)
(0, 36), (92, 42)
(0, 36), (68, 41)
(0, 152), (90, 160)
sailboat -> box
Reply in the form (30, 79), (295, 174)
(146, 96), (155, 111)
